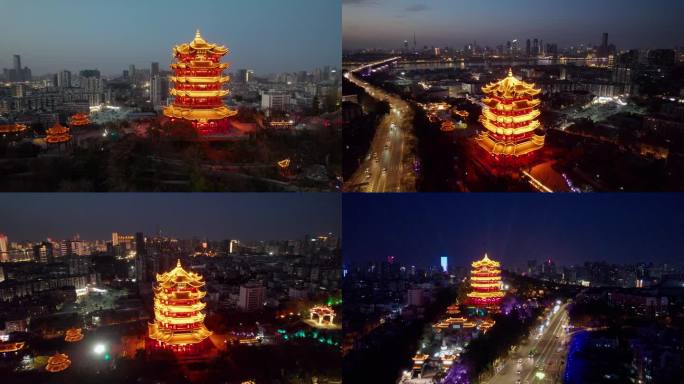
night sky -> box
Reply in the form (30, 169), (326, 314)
(1, 0), (340, 76)
(0, 193), (340, 242)
(343, 0), (684, 50)
(343, 194), (684, 268)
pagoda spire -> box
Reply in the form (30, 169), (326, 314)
(176, 258), (182, 268)
(507, 67), (513, 77)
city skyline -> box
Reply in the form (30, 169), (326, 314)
(343, 194), (684, 268)
(343, 0), (684, 50)
(2, 0), (341, 76)
(0, 193), (340, 241)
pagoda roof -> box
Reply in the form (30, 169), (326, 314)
(170, 75), (230, 84)
(148, 322), (212, 345)
(155, 259), (205, 287)
(0, 341), (25, 353)
(47, 122), (69, 135)
(170, 62), (229, 70)
(472, 253), (501, 268)
(310, 305), (335, 316)
(163, 105), (237, 122)
(476, 130), (545, 157)
(482, 69), (541, 99)
(173, 29), (229, 57)
(45, 352), (71, 372)
(0, 123), (28, 134)
(169, 88), (229, 98)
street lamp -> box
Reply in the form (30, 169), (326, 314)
(93, 343), (106, 355)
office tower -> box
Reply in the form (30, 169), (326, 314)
(13, 54), (21, 73)
(135, 232), (147, 282)
(150, 75), (168, 109)
(440, 256), (448, 273)
(526, 39), (531, 57)
(238, 282), (266, 312)
(151, 62), (159, 77)
(33, 241), (54, 263)
(261, 90), (291, 112)
(0, 233), (8, 262)
(129, 64), (136, 83)
(407, 288), (424, 307)
(57, 70), (71, 88)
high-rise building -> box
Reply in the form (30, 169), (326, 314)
(150, 75), (169, 109)
(601, 32), (609, 56)
(129, 64), (136, 83)
(82, 75), (103, 106)
(407, 288), (424, 307)
(0, 234), (8, 262)
(3, 54), (31, 82)
(151, 62), (159, 77)
(476, 69), (545, 160)
(148, 260), (212, 352)
(526, 39), (531, 57)
(533, 38), (539, 56)
(135, 232), (147, 282)
(237, 69), (253, 83)
(13, 54), (21, 73)
(261, 90), (291, 112)
(164, 30), (237, 135)
(440, 256), (448, 273)
(229, 239), (239, 254)
(238, 282), (265, 312)
(57, 70), (71, 89)
(33, 241), (54, 263)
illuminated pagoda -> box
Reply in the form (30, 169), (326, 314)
(0, 123), (28, 136)
(64, 328), (84, 342)
(466, 254), (504, 314)
(148, 259), (212, 352)
(477, 69), (544, 160)
(45, 122), (72, 145)
(164, 30), (238, 135)
(0, 341), (25, 354)
(45, 352), (71, 373)
(69, 113), (91, 127)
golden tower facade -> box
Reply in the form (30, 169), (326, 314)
(163, 30), (237, 135)
(466, 254), (504, 311)
(148, 259), (212, 352)
(477, 69), (545, 158)
(46, 122), (72, 144)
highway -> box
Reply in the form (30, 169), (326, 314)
(487, 303), (569, 384)
(343, 58), (416, 192)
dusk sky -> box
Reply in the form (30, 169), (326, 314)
(0, 193), (340, 241)
(1, 0), (340, 76)
(343, 194), (684, 268)
(343, 0), (684, 50)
